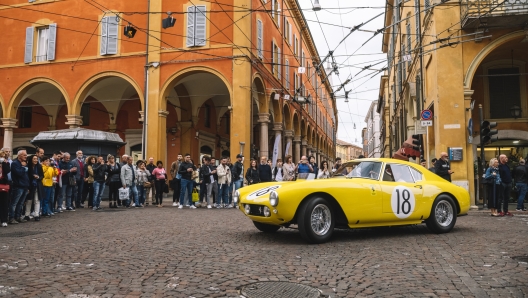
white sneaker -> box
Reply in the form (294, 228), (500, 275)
(172, 202), (178, 207)
(1, 222), (7, 227)
(216, 204), (223, 209)
(178, 205), (183, 209)
(131, 203), (136, 207)
(213, 203), (217, 208)
(207, 205), (212, 209)
(189, 205), (197, 209)
(226, 204), (233, 209)
(185, 204), (190, 207)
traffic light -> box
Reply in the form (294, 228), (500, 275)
(480, 120), (498, 144)
(411, 134), (421, 151)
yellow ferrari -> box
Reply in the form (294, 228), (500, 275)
(234, 158), (470, 244)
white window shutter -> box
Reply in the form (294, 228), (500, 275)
(272, 41), (275, 74)
(186, 6), (195, 47)
(257, 20), (263, 59)
(285, 59), (289, 89)
(278, 47), (281, 80)
(195, 6), (207, 46)
(24, 27), (34, 64)
(100, 17), (108, 55)
(289, 23), (292, 44)
(271, 0), (275, 19)
(277, 2), (280, 28)
(107, 17), (118, 54)
(47, 23), (57, 61)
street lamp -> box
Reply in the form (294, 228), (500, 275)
(510, 105), (522, 119)
(313, 0), (322, 11)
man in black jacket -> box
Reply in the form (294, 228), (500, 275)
(498, 154), (513, 216)
(92, 156), (107, 210)
(146, 157), (156, 206)
(513, 159), (527, 211)
(258, 156), (272, 182)
(199, 156), (214, 208)
(9, 150), (29, 224)
(232, 154), (244, 190)
(209, 157), (219, 206)
(177, 154), (196, 209)
(434, 152), (453, 182)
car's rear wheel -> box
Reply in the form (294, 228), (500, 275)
(253, 221), (280, 233)
(298, 197), (335, 244)
(425, 195), (457, 233)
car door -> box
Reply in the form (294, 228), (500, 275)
(379, 163), (425, 222)
(334, 161), (384, 225)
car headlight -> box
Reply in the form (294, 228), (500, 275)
(269, 191), (279, 207)
(263, 206), (271, 217)
(233, 190), (240, 204)
(244, 204), (251, 214)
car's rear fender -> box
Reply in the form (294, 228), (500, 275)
(435, 192), (461, 215)
(293, 192), (349, 228)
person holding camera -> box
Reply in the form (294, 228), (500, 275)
(317, 160), (331, 179)
(295, 156), (313, 180)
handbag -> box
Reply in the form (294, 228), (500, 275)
(192, 187), (199, 202)
(69, 176), (76, 186)
(118, 187), (129, 200)
(143, 181), (152, 188)
(0, 184), (10, 192)
(163, 183), (169, 193)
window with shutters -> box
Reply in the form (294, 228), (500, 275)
(277, 47), (281, 80)
(285, 60), (290, 89)
(272, 41), (278, 75)
(402, 43), (406, 81)
(294, 73), (298, 93)
(415, 0), (421, 46)
(100, 16), (118, 55)
(406, 23), (411, 71)
(18, 107), (32, 128)
(284, 18), (290, 44)
(186, 5), (207, 47)
(488, 67), (522, 119)
(294, 35), (298, 56)
(271, 0), (280, 26)
(24, 24), (57, 63)
(301, 50), (305, 67)
(257, 19), (263, 59)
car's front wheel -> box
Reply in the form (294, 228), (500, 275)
(298, 196), (335, 244)
(425, 195), (457, 233)
(253, 221), (280, 233)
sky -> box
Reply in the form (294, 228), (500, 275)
(297, 0), (386, 147)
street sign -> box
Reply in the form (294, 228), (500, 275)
(421, 120), (433, 126)
(421, 109), (433, 120)
(415, 120), (427, 134)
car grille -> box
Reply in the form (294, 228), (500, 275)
(247, 204), (265, 217)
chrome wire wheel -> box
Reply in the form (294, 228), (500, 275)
(310, 204), (332, 235)
(435, 200), (454, 227)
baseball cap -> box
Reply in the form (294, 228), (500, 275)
(236, 154), (244, 158)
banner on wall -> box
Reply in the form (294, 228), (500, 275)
(272, 134), (281, 168)
(285, 140), (291, 159)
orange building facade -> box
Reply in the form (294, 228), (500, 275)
(0, 0), (337, 166)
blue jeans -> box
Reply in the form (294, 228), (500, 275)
(49, 185), (55, 212)
(127, 183), (139, 206)
(93, 181), (106, 208)
(217, 183), (229, 205)
(42, 186), (53, 215)
(234, 179), (243, 191)
(75, 179), (84, 207)
(9, 187), (28, 220)
(516, 182), (527, 209)
(62, 184), (74, 208)
(137, 185), (145, 205)
(179, 179), (193, 206)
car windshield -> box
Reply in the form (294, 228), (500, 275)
(332, 161), (382, 180)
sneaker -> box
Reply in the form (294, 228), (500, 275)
(498, 212), (504, 217)
(516, 208), (527, 211)
(234, 204), (239, 208)
(8, 219), (18, 224)
(172, 202), (178, 207)
(58, 208), (64, 213)
(185, 204), (190, 207)
(93, 207), (97, 211)
(178, 205), (183, 209)
(145, 203), (149, 206)
(1, 222), (7, 227)
(216, 204), (223, 209)
(207, 205), (212, 209)
(16, 218), (26, 223)
(505, 212), (514, 216)
(131, 203), (136, 207)
(79, 204), (85, 208)
(66, 207), (75, 211)
(139, 204), (144, 207)
(226, 204), (233, 209)
(50, 213), (55, 216)
(34, 217), (40, 222)
(190, 205), (197, 209)
(213, 203), (217, 208)
(23, 216), (30, 221)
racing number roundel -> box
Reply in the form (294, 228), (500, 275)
(390, 186), (415, 219)
(247, 185), (281, 200)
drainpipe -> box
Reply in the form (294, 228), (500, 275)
(142, 0), (151, 159)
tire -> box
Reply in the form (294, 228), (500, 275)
(253, 221), (281, 233)
(425, 195), (457, 234)
(297, 196), (335, 244)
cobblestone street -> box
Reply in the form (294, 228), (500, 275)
(0, 205), (527, 297)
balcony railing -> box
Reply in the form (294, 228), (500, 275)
(461, 0), (528, 28)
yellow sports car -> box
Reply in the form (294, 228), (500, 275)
(234, 158), (470, 244)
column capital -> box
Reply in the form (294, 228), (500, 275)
(301, 139), (308, 146)
(463, 89), (474, 100)
(284, 130), (294, 138)
(258, 113), (270, 123)
(65, 115), (83, 128)
(158, 110), (169, 118)
(138, 111), (144, 122)
(293, 135), (301, 142)
(0, 118), (18, 129)
(273, 122), (283, 131)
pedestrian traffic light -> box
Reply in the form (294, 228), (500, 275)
(480, 120), (498, 144)
(411, 134), (421, 151)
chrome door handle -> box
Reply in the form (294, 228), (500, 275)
(414, 185), (422, 189)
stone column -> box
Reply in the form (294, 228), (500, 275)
(65, 115), (83, 128)
(258, 113), (270, 159)
(1, 118), (17, 151)
(318, 150), (323, 165)
(272, 122), (283, 160)
(293, 135), (301, 162)
(284, 130), (294, 158)
(307, 145), (313, 158)
(301, 139), (307, 156)
(158, 110), (169, 163)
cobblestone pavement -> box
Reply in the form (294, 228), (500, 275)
(0, 204), (527, 297)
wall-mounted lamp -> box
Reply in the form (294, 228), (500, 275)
(510, 105), (522, 119)
(195, 131), (200, 139)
